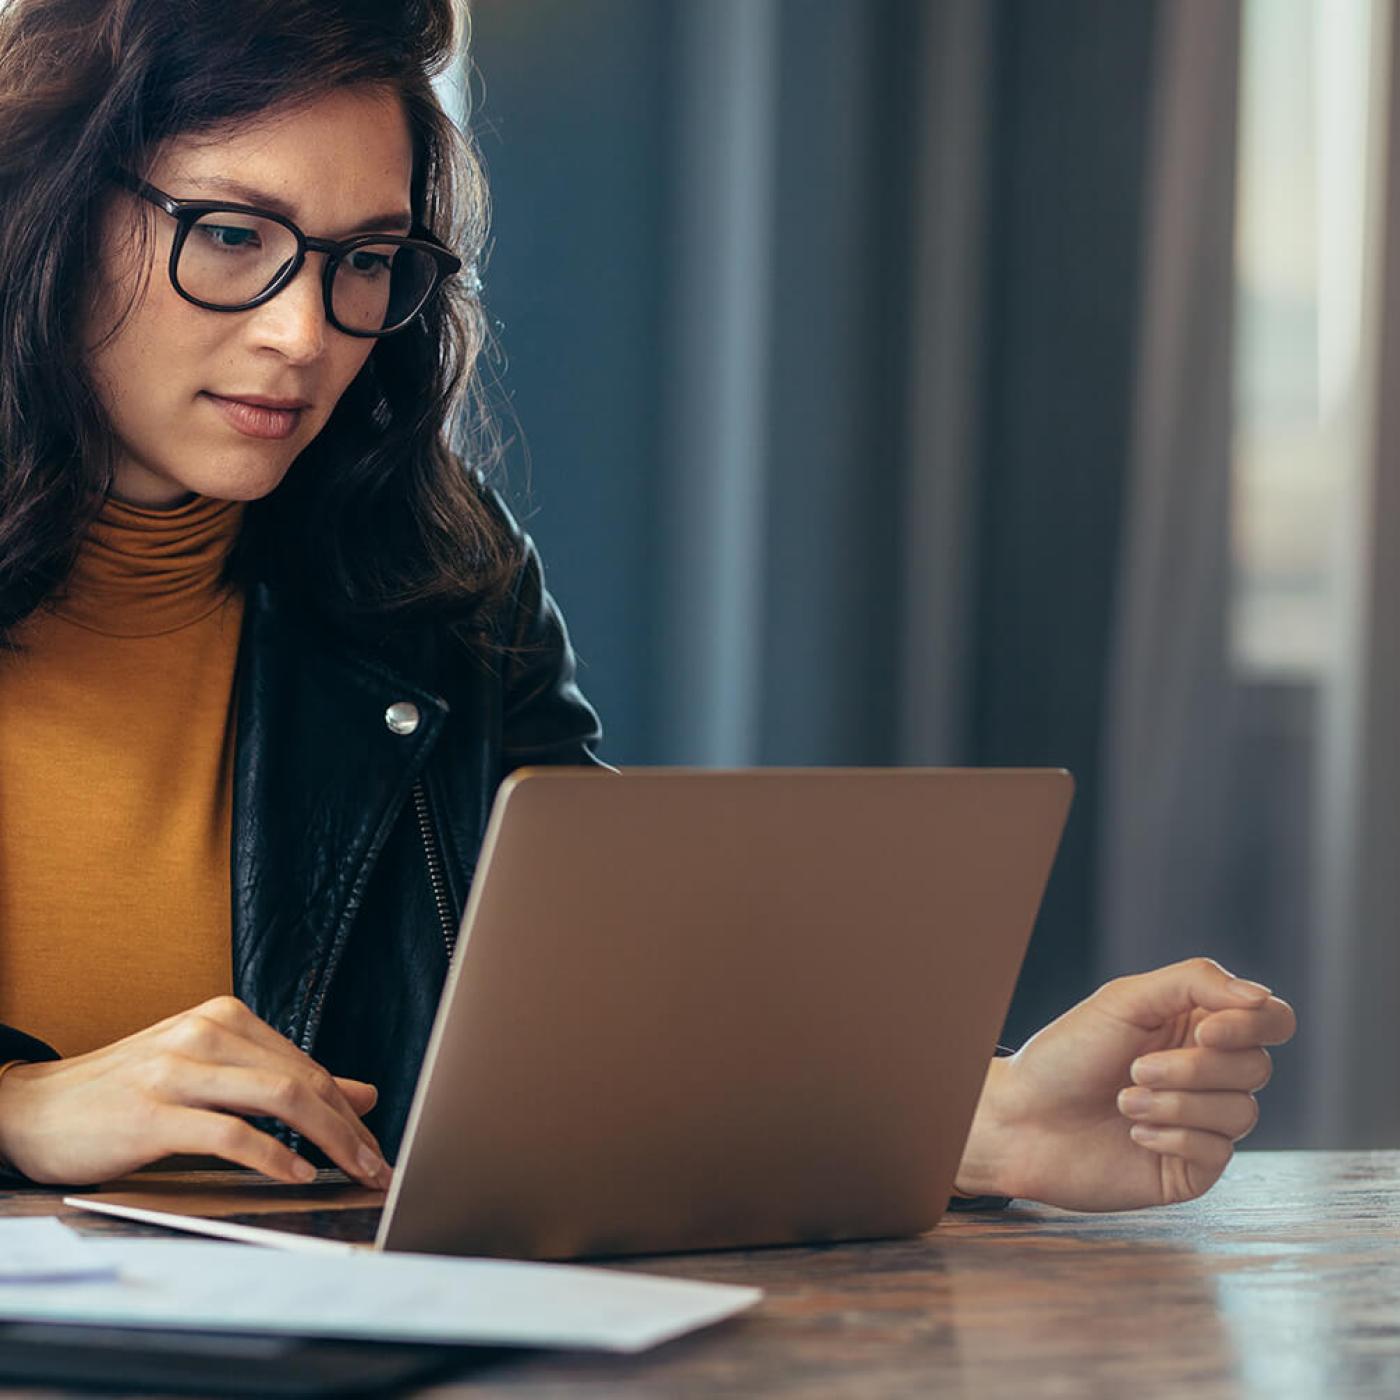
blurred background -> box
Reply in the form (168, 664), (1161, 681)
(457, 0), (1400, 1151)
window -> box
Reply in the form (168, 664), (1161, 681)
(1231, 0), (1388, 678)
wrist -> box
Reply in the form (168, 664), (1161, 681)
(953, 1054), (1021, 1199)
(0, 1060), (31, 1175)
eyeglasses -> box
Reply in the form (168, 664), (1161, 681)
(114, 172), (464, 338)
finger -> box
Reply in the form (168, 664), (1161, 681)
(1194, 997), (1297, 1050)
(196, 999), (383, 1111)
(155, 1104), (320, 1184)
(176, 1062), (389, 1187)
(334, 1078), (379, 1115)
(1127, 1123), (1234, 1195)
(202, 1029), (385, 1161)
(148, 1036), (386, 1183)
(1131, 1046), (1273, 1093)
(1118, 1088), (1260, 1142)
(1095, 957), (1277, 1031)
(160, 1007), (384, 1160)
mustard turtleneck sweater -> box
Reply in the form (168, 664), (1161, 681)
(0, 493), (244, 1057)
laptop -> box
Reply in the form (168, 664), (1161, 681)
(69, 767), (1072, 1260)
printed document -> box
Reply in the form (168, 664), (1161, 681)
(0, 1225), (760, 1352)
(0, 1219), (120, 1285)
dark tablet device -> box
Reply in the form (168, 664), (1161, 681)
(0, 1322), (507, 1396)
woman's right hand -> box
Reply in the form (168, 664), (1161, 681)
(0, 996), (390, 1188)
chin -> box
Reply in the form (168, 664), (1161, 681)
(139, 453), (296, 506)
(196, 463), (296, 503)
(112, 417), (314, 506)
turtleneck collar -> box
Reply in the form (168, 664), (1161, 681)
(52, 494), (246, 639)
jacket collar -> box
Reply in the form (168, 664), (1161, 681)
(230, 583), (450, 1050)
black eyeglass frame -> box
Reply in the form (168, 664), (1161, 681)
(114, 171), (464, 338)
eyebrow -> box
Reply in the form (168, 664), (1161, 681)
(191, 177), (414, 236)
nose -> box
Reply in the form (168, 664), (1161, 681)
(247, 254), (327, 363)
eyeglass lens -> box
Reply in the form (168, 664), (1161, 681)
(177, 211), (438, 333)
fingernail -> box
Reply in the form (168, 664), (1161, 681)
(292, 1158), (316, 1183)
(1119, 1087), (1154, 1118)
(358, 1147), (387, 1183)
(1227, 977), (1271, 1001)
(1130, 1124), (1162, 1145)
(1132, 1058), (1166, 1087)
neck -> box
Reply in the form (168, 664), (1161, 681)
(110, 456), (199, 510)
(48, 494), (246, 639)
(109, 486), (200, 511)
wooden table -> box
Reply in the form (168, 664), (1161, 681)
(4, 1150), (1399, 1397)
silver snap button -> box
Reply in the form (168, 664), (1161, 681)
(384, 701), (420, 736)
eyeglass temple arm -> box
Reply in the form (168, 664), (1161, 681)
(111, 170), (181, 218)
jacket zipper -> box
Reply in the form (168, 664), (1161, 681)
(286, 777), (454, 1144)
(412, 778), (459, 961)
(295, 775), (456, 1062)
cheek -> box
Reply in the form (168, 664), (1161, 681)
(86, 233), (209, 377)
(83, 209), (234, 442)
(320, 340), (378, 414)
(86, 280), (221, 431)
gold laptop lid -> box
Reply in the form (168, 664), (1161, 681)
(382, 767), (1073, 1260)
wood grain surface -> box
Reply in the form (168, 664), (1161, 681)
(3, 1150), (1398, 1398)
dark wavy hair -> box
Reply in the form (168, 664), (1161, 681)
(0, 0), (519, 641)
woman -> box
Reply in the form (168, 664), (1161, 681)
(0, 0), (1293, 1211)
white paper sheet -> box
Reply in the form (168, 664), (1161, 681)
(0, 1219), (119, 1284)
(0, 1236), (761, 1352)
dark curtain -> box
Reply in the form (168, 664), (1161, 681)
(971, 3), (1156, 1037)
(469, 0), (1160, 1044)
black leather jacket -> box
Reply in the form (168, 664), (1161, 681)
(0, 504), (604, 1161)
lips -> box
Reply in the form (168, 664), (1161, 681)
(223, 394), (310, 409)
(203, 391), (310, 441)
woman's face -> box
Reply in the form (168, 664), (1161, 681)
(84, 85), (414, 508)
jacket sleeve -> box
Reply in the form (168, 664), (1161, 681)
(946, 1190), (1012, 1213)
(0, 1024), (58, 1065)
(947, 1044), (1016, 1212)
(491, 495), (607, 769)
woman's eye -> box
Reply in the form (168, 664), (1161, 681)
(345, 249), (392, 277)
(197, 224), (261, 252)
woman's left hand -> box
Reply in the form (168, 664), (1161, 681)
(954, 957), (1297, 1211)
